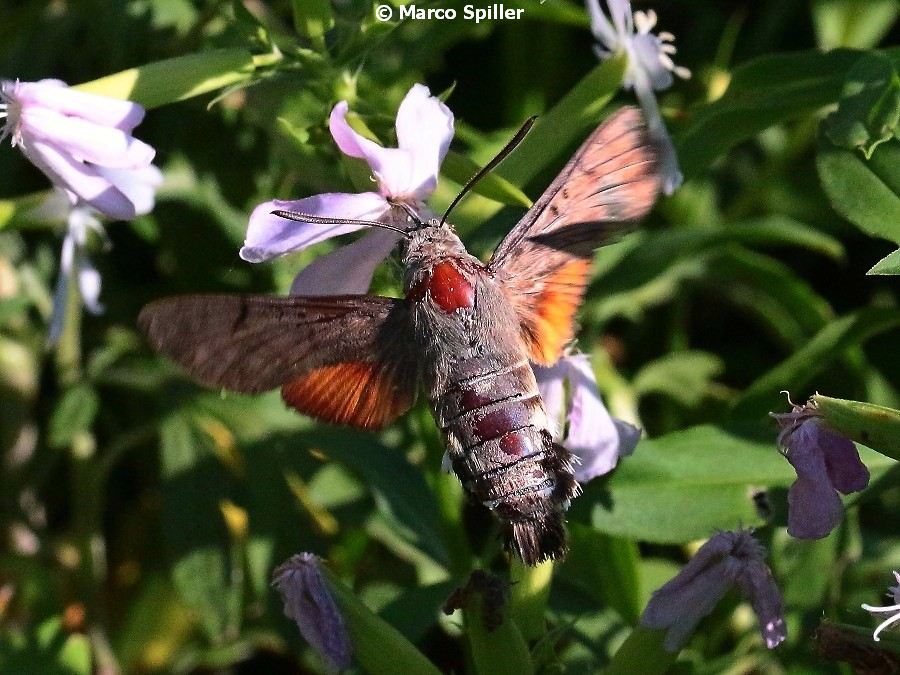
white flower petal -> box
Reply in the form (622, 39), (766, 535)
(21, 107), (155, 168)
(607, 0), (633, 36)
(632, 34), (675, 90)
(586, 0), (620, 49)
(240, 192), (389, 262)
(561, 354), (635, 481)
(14, 79), (145, 131)
(329, 101), (420, 200)
(535, 361), (567, 438)
(48, 232), (76, 345)
(394, 84), (454, 199)
(96, 164), (163, 216)
(24, 139), (135, 220)
(77, 254), (103, 315)
(290, 228), (401, 296)
(631, 76), (683, 195)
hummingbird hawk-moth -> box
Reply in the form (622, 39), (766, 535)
(139, 106), (661, 565)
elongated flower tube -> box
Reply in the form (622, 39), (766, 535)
(586, 0), (689, 194)
(862, 571), (900, 642)
(1, 79), (160, 220)
(771, 398), (869, 539)
(535, 353), (639, 482)
(641, 530), (787, 652)
(242, 84), (454, 295)
(272, 553), (353, 671)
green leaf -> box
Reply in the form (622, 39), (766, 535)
(497, 54), (627, 186)
(824, 53), (900, 158)
(291, 0), (334, 40)
(869, 248), (900, 274)
(305, 428), (449, 566)
(816, 138), (900, 243)
(509, 558), (553, 641)
(584, 424), (895, 543)
(159, 413), (240, 644)
(813, 0), (900, 49)
(700, 247), (833, 349)
(586, 425), (785, 543)
(47, 383), (98, 449)
(734, 308), (900, 418)
(73, 48), (257, 109)
(57, 634), (92, 675)
(559, 524), (642, 624)
(606, 626), (677, 675)
(325, 570), (443, 675)
(442, 150), (533, 208)
(814, 394), (900, 462)
(633, 351), (724, 408)
(678, 48), (866, 176)
(453, 574), (535, 675)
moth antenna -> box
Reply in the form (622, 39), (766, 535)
(271, 210), (411, 238)
(440, 115), (538, 227)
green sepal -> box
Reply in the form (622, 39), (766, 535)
(813, 394), (900, 462)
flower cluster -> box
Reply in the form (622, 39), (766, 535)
(1, 79), (161, 220)
(2, 78), (161, 340)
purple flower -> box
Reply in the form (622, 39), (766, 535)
(241, 84), (454, 295)
(1, 79), (160, 220)
(586, 0), (689, 194)
(771, 400), (870, 540)
(535, 353), (640, 483)
(641, 530), (787, 652)
(272, 553), (352, 671)
(862, 571), (900, 642)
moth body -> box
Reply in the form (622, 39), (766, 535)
(137, 107), (662, 567)
(403, 224), (578, 564)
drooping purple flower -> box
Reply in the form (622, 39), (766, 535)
(535, 353), (640, 483)
(585, 0), (689, 194)
(272, 553), (352, 671)
(1, 79), (160, 220)
(771, 399), (870, 540)
(641, 530), (787, 652)
(241, 84), (454, 295)
(862, 571), (900, 642)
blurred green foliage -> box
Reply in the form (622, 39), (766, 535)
(1, 0), (899, 673)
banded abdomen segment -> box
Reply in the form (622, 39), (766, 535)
(435, 360), (579, 564)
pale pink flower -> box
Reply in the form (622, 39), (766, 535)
(1, 79), (160, 220)
(535, 353), (639, 482)
(241, 84), (454, 295)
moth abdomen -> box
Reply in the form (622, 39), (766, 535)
(436, 361), (579, 563)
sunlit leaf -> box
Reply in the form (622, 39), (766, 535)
(869, 248), (900, 274)
(817, 138), (900, 244)
(734, 308), (900, 418)
(824, 53), (900, 158)
(678, 48), (900, 176)
(74, 48), (257, 109)
(580, 424), (893, 543)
